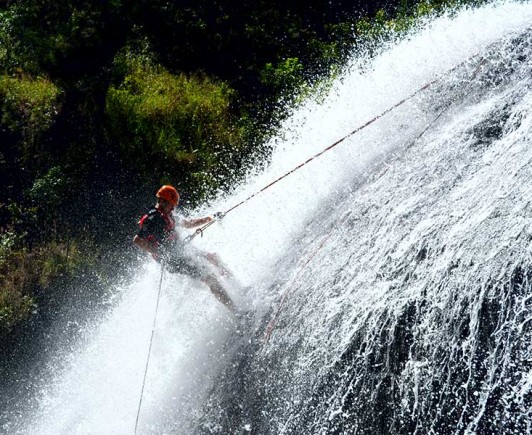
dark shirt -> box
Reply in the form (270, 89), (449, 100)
(137, 207), (199, 275)
(137, 207), (177, 252)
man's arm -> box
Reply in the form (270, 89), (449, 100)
(182, 215), (213, 229)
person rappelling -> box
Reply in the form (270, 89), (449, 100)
(133, 185), (236, 312)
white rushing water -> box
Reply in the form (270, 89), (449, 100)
(3, 1), (532, 434)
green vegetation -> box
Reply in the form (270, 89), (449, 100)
(0, 231), (83, 336)
(0, 74), (61, 130)
(0, 0), (488, 336)
(105, 53), (247, 199)
(0, 74), (62, 167)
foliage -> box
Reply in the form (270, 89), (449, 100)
(0, 292), (34, 337)
(0, 74), (62, 143)
(0, 73), (63, 244)
(27, 166), (69, 208)
(0, 0), (127, 78)
(0, 232), (83, 336)
(105, 53), (246, 200)
(0, 9), (14, 71)
(0, 231), (21, 265)
(261, 57), (304, 92)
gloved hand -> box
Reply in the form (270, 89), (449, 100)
(213, 211), (225, 221)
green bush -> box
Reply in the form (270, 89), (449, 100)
(0, 232), (83, 336)
(105, 53), (246, 201)
(0, 293), (34, 336)
(0, 231), (32, 335)
(261, 57), (304, 91)
(0, 74), (62, 148)
(28, 166), (68, 205)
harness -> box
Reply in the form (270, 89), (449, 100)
(138, 207), (178, 258)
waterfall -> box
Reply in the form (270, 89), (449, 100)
(2, 1), (532, 434)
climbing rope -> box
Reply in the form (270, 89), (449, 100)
(261, 56), (488, 344)
(185, 53), (486, 244)
(134, 262), (165, 434)
(181, 55), (488, 343)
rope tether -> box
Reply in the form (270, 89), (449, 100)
(134, 262), (165, 434)
(186, 53), (485, 243)
(261, 56), (487, 344)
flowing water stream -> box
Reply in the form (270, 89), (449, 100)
(2, 1), (532, 434)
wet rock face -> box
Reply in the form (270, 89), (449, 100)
(198, 25), (532, 435)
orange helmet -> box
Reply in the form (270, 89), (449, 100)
(156, 185), (179, 206)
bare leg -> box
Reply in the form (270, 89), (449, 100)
(203, 252), (234, 278)
(201, 274), (236, 312)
